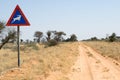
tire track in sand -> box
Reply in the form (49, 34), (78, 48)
(67, 43), (120, 80)
(67, 44), (93, 80)
(83, 44), (120, 80)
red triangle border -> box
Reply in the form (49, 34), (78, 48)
(6, 5), (30, 26)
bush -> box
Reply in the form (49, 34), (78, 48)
(91, 37), (98, 41)
(69, 34), (77, 41)
(109, 33), (116, 42)
(47, 39), (58, 46)
(65, 34), (77, 42)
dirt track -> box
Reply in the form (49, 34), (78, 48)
(68, 43), (120, 80)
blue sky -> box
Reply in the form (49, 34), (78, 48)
(1, 0), (120, 40)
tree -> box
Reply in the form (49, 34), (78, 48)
(46, 31), (51, 41)
(69, 34), (77, 41)
(0, 21), (16, 49)
(0, 21), (5, 40)
(109, 33), (116, 42)
(33, 38), (36, 43)
(65, 34), (77, 42)
(0, 21), (17, 49)
(0, 30), (16, 49)
(34, 31), (43, 43)
(20, 39), (23, 43)
(26, 39), (29, 44)
(91, 37), (98, 41)
(54, 31), (66, 42)
(0, 21), (5, 34)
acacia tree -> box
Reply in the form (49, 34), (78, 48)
(0, 31), (16, 49)
(34, 31), (43, 43)
(0, 21), (17, 49)
(54, 31), (66, 42)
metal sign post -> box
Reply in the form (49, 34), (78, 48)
(17, 26), (20, 67)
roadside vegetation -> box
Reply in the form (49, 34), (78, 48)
(83, 33), (120, 62)
(0, 21), (78, 80)
(0, 21), (16, 49)
(84, 41), (120, 62)
(0, 42), (79, 80)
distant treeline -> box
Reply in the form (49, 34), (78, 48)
(0, 21), (78, 49)
(83, 33), (119, 42)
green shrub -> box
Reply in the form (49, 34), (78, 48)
(47, 39), (58, 46)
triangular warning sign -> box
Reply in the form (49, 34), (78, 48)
(6, 5), (30, 26)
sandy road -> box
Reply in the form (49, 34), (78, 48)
(68, 43), (120, 80)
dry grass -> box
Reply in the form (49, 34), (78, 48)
(84, 41), (120, 62)
(0, 42), (79, 80)
(0, 49), (18, 73)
